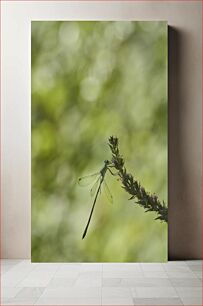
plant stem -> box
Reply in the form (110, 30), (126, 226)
(108, 136), (168, 223)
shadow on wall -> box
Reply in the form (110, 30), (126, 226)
(168, 26), (202, 260)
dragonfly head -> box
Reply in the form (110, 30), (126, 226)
(104, 160), (110, 166)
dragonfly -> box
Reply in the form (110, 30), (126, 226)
(78, 160), (114, 239)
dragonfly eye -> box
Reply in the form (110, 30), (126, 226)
(104, 160), (109, 165)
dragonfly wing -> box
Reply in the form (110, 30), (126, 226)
(90, 176), (101, 197)
(78, 172), (99, 186)
(103, 179), (113, 204)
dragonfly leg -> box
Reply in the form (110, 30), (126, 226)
(108, 168), (118, 176)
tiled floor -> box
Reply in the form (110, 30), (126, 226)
(1, 260), (202, 305)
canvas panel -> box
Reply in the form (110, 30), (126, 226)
(31, 21), (168, 262)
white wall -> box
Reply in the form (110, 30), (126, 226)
(2, 1), (202, 259)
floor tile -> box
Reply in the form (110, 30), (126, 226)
(17, 272), (57, 287)
(103, 270), (143, 278)
(54, 271), (80, 278)
(75, 276), (102, 287)
(143, 271), (168, 278)
(122, 277), (172, 287)
(170, 278), (202, 287)
(81, 263), (102, 272)
(140, 263), (165, 272)
(2, 297), (38, 305)
(166, 261), (187, 266)
(133, 297), (183, 305)
(15, 264), (58, 287)
(35, 297), (101, 305)
(180, 296), (202, 305)
(47, 277), (76, 288)
(186, 260), (202, 266)
(103, 263), (142, 272)
(57, 263), (82, 271)
(134, 286), (178, 298)
(189, 264), (202, 272)
(41, 287), (101, 298)
(164, 265), (192, 272)
(54, 268), (80, 278)
(15, 287), (45, 298)
(2, 265), (15, 274)
(102, 287), (132, 298)
(194, 271), (202, 279)
(2, 261), (36, 287)
(1, 259), (23, 265)
(167, 271), (197, 278)
(102, 278), (122, 287)
(102, 297), (134, 305)
(78, 271), (102, 278)
(1, 299), (10, 305)
(103, 263), (141, 270)
(175, 287), (202, 298)
(31, 263), (60, 272)
(2, 287), (22, 299)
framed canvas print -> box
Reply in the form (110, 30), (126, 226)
(31, 21), (168, 262)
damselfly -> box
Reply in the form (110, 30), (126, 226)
(78, 160), (114, 239)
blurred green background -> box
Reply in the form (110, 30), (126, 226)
(31, 21), (167, 262)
